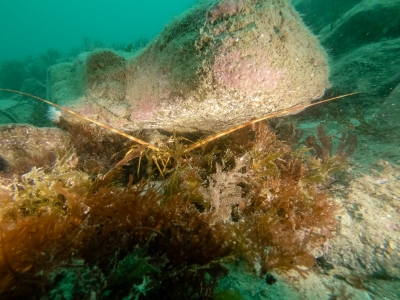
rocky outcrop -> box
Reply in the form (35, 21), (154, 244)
(328, 161), (400, 299)
(48, 0), (329, 132)
(293, 0), (400, 95)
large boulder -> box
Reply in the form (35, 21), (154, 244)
(48, 0), (329, 132)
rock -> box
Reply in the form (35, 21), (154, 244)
(0, 124), (69, 180)
(293, 0), (400, 95)
(291, 0), (362, 35)
(329, 161), (400, 281)
(378, 83), (400, 132)
(47, 61), (85, 104)
(0, 78), (47, 125)
(48, 0), (329, 132)
(319, 0), (400, 59)
(329, 38), (400, 95)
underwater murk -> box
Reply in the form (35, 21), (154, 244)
(0, 0), (399, 299)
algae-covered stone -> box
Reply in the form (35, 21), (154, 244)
(0, 124), (69, 178)
(49, 0), (329, 132)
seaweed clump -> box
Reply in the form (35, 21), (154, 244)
(302, 125), (357, 187)
(0, 122), (357, 299)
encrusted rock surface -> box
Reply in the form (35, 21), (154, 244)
(48, 0), (329, 132)
(325, 161), (400, 299)
(0, 124), (69, 180)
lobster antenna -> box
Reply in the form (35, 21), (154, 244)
(184, 92), (359, 153)
(0, 88), (358, 154)
(0, 88), (160, 152)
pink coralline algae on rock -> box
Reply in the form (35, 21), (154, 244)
(212, 49), (285, 96)
(207, 0), (245, 22)
(130, 99), (158, 122)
